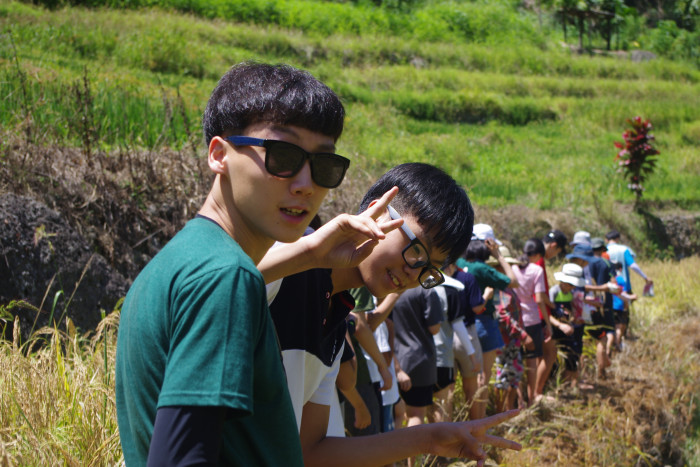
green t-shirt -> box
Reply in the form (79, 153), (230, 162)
(462, 260), (511, 317)
(115, 218), (302, 466)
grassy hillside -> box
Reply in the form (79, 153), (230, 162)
(2, 0), (699, 213)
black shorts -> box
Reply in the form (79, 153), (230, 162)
(554, 335), (580, 372)
(614, 308), (629, 325)
(433, 367), (455, 392)
(344, 382), (382, 436)
(523, 323), (544, 359)
(602, 308), (615, 333)
(587, 309), (612, 339)
(400, 384), (434, 408)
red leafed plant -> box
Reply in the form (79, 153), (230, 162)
(614, 116), (660, 203)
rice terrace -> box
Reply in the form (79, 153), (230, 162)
(1, 0), (699, 465)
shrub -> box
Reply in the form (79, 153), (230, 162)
(614, 116), (660, 203)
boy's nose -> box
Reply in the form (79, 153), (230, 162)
(290, 161), (314, 195)
(404, 265), (422, 286)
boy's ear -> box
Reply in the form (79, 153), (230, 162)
(208, 136), (228, 175)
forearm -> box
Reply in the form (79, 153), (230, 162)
(584, 284), (608, 293)
(336, 359), (357, 392)
(257, 237), (316, 283)
(548, 315), (562, 328)
(353, 314), (389, 374)
(630, 262), (649, 281)
(543, 293), (555, 310)
(500, 259), (519, 288)
(339, 386), (367, 412)
(367, 293), (400, 332)
(303, 425), (433, 467)
(536, 294), (551, 326)
(452, 320), (475, 356)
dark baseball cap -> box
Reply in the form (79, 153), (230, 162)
(591, 237), (607, 251)
(605, 229), (621, 240)
(544, 229), (568, 251)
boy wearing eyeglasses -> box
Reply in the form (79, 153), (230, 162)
(114, 62), (403, 466)
(260, 163), (522, 466)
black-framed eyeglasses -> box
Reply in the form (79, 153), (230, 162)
(387, 205), (445, 289)
(225, 136), (350, 189)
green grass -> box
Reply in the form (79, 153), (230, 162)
(1, 0), (699, 212)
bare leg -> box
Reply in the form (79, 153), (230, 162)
(476, 349), (498, 419)
(536, 337), (556, 396)
(525, 356), (537, 404)
(505, 387), (518, 411)
(462, 374), (480, 420)
(516, 382), (526, 409)
(493, 387), (506, 413)
(429, 384), (454, 423)
(606, 332), (615, 358)
(596, 338), (610, 379)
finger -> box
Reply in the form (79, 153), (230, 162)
(364, 186), (399, 219)
(480, 434), (522, 451)
(340, 214), (386, 241)
(377, 218), (403, 235)
(316, 213), (380, 241)
(476, 409), (521, 430)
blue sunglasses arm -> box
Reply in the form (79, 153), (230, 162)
(225, 136), (266, 146)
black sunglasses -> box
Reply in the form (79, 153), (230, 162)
(225, 136), (350, 189)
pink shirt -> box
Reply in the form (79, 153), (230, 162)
(512, 262), (546, 327)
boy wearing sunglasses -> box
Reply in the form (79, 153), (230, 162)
(115, 62), (400, 466)
(260, 163), (522, 466)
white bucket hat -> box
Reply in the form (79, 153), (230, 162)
(471, 223), (502, 245)
(554, 263), (586, 287)
(570, 231), (591, 246)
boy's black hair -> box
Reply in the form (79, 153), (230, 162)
(517, 238), (545, 265)
(203, 61), (345, 145)
(523, 238), (546, 257)
(359, 163), (474, 265)
(464, 239), (490, 262)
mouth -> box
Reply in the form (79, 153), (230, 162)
(280, 207), (307, 217)
(388, 270), (402, 289)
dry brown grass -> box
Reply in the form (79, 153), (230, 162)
(0, 311), (122, 466)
